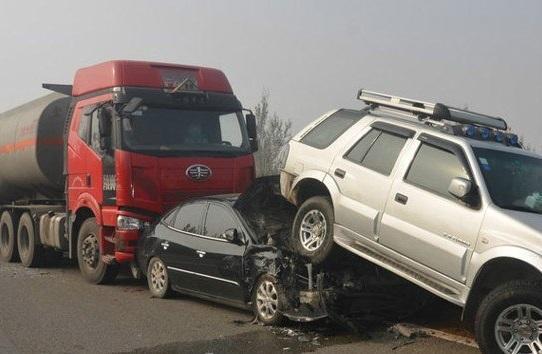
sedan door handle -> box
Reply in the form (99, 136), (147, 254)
(334, 169), (346, 179)
(161, 241), (170, 250)
(196, 250), (206, 258)
(395, 193), (409, 205)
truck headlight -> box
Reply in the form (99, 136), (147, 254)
(117, 216), (143, 230)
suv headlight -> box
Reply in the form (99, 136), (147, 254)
(117, 216), (143, 230)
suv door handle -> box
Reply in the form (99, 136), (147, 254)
(334, 169), (346, 179)
(196, 250), (206, 258)
(395, 193), (409, 205)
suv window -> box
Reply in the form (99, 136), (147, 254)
(345, 129), (407, 176)
(173, 203), (205, 234)
(301, 110), (363, 149)
(203, 204), (237, 240)
(406, 143), (469, 197)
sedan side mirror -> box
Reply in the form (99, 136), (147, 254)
(449, 177), (473, 200)
(222, 228), (243, 245)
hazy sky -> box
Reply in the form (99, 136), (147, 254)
(1, 1), (541, 149)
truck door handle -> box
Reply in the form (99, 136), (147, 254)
(85, 174), (91, 187)
(196, 250), (206, 258)
(334, 169), (346, 179)
(395, 193), (408, 205)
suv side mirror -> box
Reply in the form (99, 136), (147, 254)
(449, 177), (473, 200)
(222, 228), (243, 245)
(245, 113), (258, 152)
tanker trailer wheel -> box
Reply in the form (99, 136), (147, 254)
(17, 212), (44, 267)
(0, 211), (19, 262)
(77, 218), (119, 284)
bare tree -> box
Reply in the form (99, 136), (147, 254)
(253, 90), (292, 176)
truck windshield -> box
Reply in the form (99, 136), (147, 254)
(474, 148), (542, 215)
(121, 106), (249, 155)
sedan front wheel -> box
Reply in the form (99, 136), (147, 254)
(252, 274), (285, 326)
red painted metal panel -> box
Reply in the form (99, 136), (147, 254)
(72, 60), (233, 96)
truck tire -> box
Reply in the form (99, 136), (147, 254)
(77, 218), (119, 284)
(292, 196), (335, 264)
(0, 211), (19, 262)
(475, 280), (542, 354)
(17, 212), (44, 267)
(147, 257), (172, 298)
(252, 274), (285, 326)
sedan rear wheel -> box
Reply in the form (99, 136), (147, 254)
(147, 257), (172, 298)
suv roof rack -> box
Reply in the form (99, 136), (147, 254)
(358, 89), (508, 131)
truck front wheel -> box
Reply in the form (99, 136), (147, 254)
(475, 280), (542, 354)
(292, 196), (335, 264)
(0, 211), (19, 263)
(77, 218), (118, 284)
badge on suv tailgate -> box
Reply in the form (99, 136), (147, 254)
(186, 164), (212, 181)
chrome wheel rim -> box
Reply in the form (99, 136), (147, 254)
(495, 304), (542, 354)
(299, 210), (327, 252)
(256, 280), (279, 320)
(150, 260), (167, 293)
(81, 233), (99, 269)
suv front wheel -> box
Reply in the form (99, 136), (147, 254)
(475, 280), (542, 354)
(292, 196), (335, 264)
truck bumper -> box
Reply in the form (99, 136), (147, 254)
(115, 251), (135, 263)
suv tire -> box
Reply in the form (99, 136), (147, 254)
(292, 196), (335, 264)
(475, 280), (542, 354)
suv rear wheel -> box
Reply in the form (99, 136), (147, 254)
(292, 196), (335, 264)
(475, 280), (542, 354)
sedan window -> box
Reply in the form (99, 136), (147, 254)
(203, 204), (238, 240)
(173, 203), (205, 234)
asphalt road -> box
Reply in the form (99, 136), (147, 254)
(0, 260), (480, 354)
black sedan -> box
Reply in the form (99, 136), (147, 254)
(137, 178), (324, 325)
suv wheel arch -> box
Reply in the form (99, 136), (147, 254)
(463, 257), (542, 324)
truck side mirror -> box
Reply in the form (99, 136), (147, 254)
(448, 177), (473, 200)
(97, 109), (112, 151)
(245, 113), (258, 152)
(98, 109), (111, 138)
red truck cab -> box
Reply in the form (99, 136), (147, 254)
(63, 60), (256, 283)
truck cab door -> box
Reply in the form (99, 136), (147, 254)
(68, 104), (110, 207)
(330, 122), (414, 241)
(379, 137), (484, 283)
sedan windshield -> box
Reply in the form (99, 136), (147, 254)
(474, 148), (542, 215)
(121, 106), (249, 155)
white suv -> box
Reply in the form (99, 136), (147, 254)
(279, 90), (542, 354)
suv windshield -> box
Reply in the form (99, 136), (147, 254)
(474, 148), (542, 215)
(121, 106), (249, 155)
